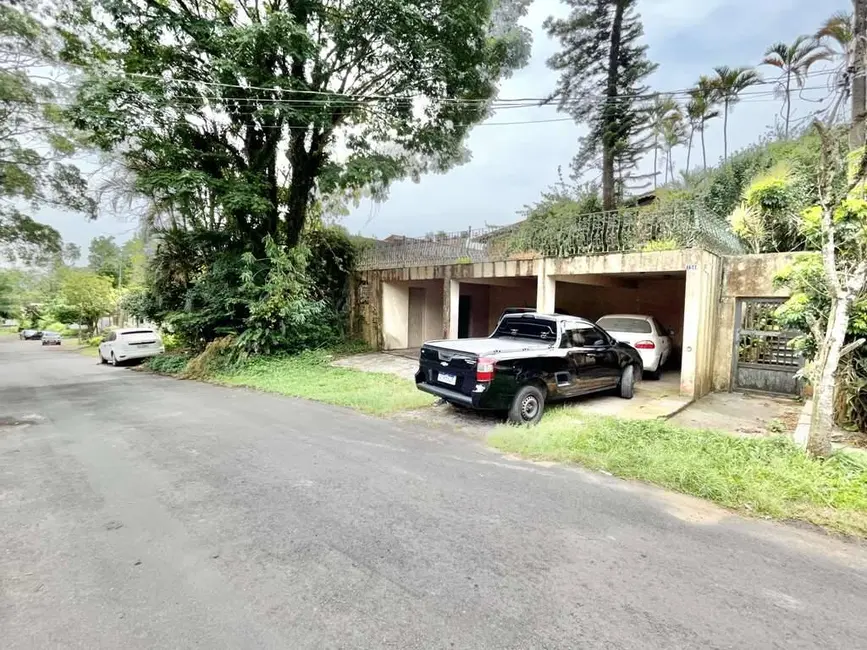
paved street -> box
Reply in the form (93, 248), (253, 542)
(2, 338), (867, 649)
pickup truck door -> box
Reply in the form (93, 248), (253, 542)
(564, 326), (621, 393)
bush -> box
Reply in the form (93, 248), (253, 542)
(86, 335), (102, 347)
(144, 352), (192, 375)
(234, 236), (340, 358)
(181, 336), (237, 379)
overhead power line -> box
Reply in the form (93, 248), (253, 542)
(56, 61), (849, 106)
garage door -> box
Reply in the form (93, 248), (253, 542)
(732, 298), (802, 396)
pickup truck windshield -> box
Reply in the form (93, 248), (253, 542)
(493, 317), (557, 341)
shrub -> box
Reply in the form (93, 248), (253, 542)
(641, 239), (679, 252)
(145, 352), (192, 375)
(234, 236), (340, 358)
(181, 336), (237, 379)
(86, 335), (102, 347)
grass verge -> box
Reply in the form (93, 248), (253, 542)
(213, 350), (433, 416)
(77, 344), (99, 357)
(489, 408), (867, 537)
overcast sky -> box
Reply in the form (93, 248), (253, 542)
(41, 0), (850, 250)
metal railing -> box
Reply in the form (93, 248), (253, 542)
(356, 207), (744, 270)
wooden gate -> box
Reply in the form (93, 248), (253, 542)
(732, 298), (802, 396)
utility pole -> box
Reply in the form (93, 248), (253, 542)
(852, 0), (867, 149)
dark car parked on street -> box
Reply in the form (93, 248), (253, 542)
(19, 329), (42, 340)
(416, 312), (643, 425)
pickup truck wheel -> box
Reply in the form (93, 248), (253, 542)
(619, 365), (636, 399)
(508, 385), (546, 425)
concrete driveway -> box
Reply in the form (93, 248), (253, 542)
(334, 350), (690, 421)
(2, 338), (867, 648)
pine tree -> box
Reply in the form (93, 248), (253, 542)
(544, 0), (657, 210)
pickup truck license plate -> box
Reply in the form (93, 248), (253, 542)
(438, 372), (457, 386)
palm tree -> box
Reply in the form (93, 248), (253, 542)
(660, 108), (687, 184)
(817, 11), (857, 124)
(762, 36), (830, 137)
(649, 95), (679, 189)
(712, 66), (762, 161)
(686, 78), (720, 172)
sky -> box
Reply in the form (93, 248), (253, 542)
(39, 0), (851, 250)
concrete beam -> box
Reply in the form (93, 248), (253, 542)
(551, 274), (639, 289)
(458, 277), (535, 288)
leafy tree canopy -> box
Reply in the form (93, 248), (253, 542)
(0, 1), (96, 263)
(60, 0), (532, 248)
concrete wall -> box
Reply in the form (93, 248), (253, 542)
(381, 281), (409, 350)
(712, 253), (802, 392)
(488, 283), (538, 332)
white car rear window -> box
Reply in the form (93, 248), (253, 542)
(598, 318), (652, 334)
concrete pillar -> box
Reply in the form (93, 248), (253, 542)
(443, 279), (460, 339)
(536, 260), (556, 313)
(680, 266), (700, 399)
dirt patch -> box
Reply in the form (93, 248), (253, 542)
(0, 414), (45, 427)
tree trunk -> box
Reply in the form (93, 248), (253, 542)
(723, 99), (729, 162)
(808, 296), (849, 457)
(701, 127), (707, 170)
(653, 133), (659, 190)
(686, 127), (694, 173)
(668, 147), (674, 183)
(601, 0), (626, 211)
(852, 0), (867, 149)
(784, 73), (792, 139)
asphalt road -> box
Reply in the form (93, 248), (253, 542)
(2, 338), (867, 649)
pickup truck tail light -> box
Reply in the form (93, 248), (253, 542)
(476, 357), (496, 382)
(634, 340), (656, 350)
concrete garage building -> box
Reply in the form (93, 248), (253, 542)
(350, 221), (802, 402)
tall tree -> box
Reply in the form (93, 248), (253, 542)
(58, 268), (116, 334)
(817, 10), (855, 124)
(59, 0), (533, 249)
(87, 235), (132, 287)
(0, 1), (95, 263)
(660, 107), (686, 184)
(852, 0), (867, 148)
(761, 36), (830, 137)
(686, 77), (720, 172)
(545, 0), (657, 210)
(649, 95), (678, 189)
(712, 66), (762, 162)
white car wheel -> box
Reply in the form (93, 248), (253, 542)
(110, 352), (117, 366)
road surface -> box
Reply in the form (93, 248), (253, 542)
(2, 337), (866, 649)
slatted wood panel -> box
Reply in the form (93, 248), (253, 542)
(733, 299), (803, 396)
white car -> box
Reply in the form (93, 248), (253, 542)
(98, 328), (165, 366)
(597, 314), (672, 379)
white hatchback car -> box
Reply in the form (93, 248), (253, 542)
(98, 328), (165, 366)
(597, 314), (673, 379)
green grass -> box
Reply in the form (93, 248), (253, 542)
(0, 328), (19, 336)
(490, 408), (867, 537)
(214, 350), (434, 416)
(77, 344), (100, 357)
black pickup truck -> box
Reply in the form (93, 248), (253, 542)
(415, 312), (643, 425)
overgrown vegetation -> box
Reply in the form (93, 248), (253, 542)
(214, 351), (433, 416)
(490, 408), (867, 537)
(143, 352), (193, 376)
